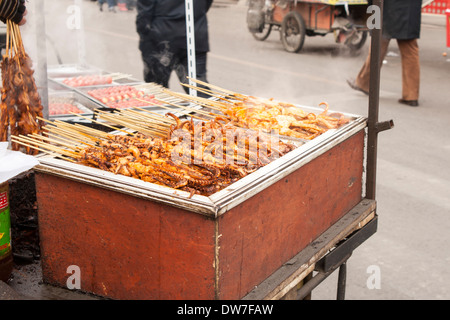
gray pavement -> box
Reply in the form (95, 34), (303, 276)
(2, 0), (450, 300)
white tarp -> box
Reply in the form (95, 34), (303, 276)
(0, 142), (39, 184)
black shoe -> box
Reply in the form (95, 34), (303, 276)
(99, 2), (103, 11)
(398, 99), (419, 107)
(347, 79), (369, 95)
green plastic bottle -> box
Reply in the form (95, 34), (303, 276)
(0, 182), (13, 282)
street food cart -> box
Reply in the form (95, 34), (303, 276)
(247, 0), (370, 52)
(4, 0), (391, 300)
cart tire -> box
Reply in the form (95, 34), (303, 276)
(281, 11), (306, 53)
(346, 30), (368, 51)
(251, 24), (273, 41)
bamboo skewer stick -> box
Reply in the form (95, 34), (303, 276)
(43, 126), (97, 145)
(12, 135), (78, 158)
(71, 123), (112, 139)
(104, 110), (173, 134)
(4, 20), (9, 58)
(43, 131), (96, 148)
(94, 109), (165, 129)
(43, 124), (100, 144)
(131, 107), (177, 124)
(68, 112), (135, 136)
(96, 112), (166, 138)
(180, 82), (239, 104)
(158, 104), (209, 121)
(10, 137), (77, 163)
(153, 97), (217, 119)
(133, 98), (209, 121)
(37, 117), (104, 142)
(29, 133), (82, 151)
(160, 90), (226, 112)
(120, 108), (176, 125)
(17, 134), (79, 157)
(39, 114), (110, 140)
(186, 77), (246, 100)
(115, 111), (171, 133)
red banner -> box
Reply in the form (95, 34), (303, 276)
(447, 8), (450, 47)
(422, 0), (449, 15)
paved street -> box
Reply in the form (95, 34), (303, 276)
(5, 0), (450, 300)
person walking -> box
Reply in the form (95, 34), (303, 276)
(347, 0), (422, 107)
(98, 0), (117, 13)
(136, 0), (213, 97)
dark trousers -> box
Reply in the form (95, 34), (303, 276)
(141, 43), (210, 98)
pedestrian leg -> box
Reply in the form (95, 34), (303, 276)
(175, 51), (210, 98)
(142, 53), (173, 88)
(354, 37), (390, 93)
(397, 39), (420, 102)
(107, 0), (116, 12)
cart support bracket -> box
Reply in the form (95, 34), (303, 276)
(315, 215), (378, 274)
(374, 119), (395, 134)
(294, 216), (378, 300)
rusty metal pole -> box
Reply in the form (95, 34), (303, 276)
(365, 0), (383, 201)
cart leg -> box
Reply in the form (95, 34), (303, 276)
(302, 272), (313, 300)
(336, 262), (347, 300)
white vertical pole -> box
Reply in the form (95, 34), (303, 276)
(35, 0), (49, 119)
(185, 0), (197, 97)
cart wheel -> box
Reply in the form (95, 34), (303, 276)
(251, 24), (273, 41)
(346, 30), (368, 51)
(281, 11), (306, 53)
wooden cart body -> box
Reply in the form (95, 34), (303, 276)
(272, 0), (369, 31)
(35, 111), (368, 300)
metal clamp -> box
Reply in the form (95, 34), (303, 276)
(374, 119), (395, 133)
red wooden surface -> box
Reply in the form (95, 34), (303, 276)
(217, 131), (364, 299)
(36, 130), (364, 300)
(36, 175), (216, 300)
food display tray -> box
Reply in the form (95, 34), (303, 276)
(48, 91), (96, 120)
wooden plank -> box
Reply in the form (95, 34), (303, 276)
(242, 198), (376, 300)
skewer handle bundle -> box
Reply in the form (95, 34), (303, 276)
(0, 19), (44, 154)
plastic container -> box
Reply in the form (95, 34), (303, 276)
(0, 182), (13, 282)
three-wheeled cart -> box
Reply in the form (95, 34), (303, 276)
(247, 0), (370, 52)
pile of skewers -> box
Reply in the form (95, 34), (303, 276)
(0, 20), (44, 154)
(7, 75), (351, 196)
(11, 109), (295, 197)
